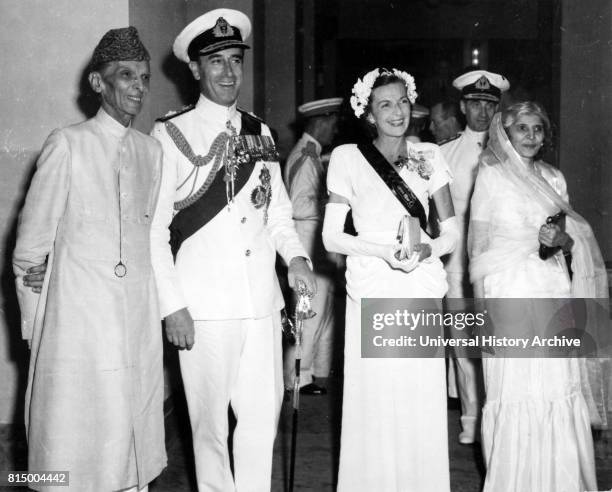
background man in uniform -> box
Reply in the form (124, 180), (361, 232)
(283, 97), (342, 395)
(150, 9), (316, 491)
(440, 69), (509, 445)
(430, 100), (463, 144)
(405, 103), (430, 143)
(14, 27), (166, 491)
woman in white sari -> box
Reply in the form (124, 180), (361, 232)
(322, 68), (458, 491)
(469, 101), (609, 492)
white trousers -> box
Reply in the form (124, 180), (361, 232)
(283, 272), (335, 388)
(446, 271), (481, 419)
(122, 487), (148, 492)
(179, 315), (284, 492)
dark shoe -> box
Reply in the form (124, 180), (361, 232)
(299, 383), (327, 396)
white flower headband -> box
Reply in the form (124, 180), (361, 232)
(349, 68), (418, 118)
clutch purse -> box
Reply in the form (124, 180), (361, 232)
(538, 211), (566, 260)
(395, 215), (421, 260)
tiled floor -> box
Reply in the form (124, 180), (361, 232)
(140, 380), (487, 492)
(152, 382), (612, 492)
(1, 383), (611, 492)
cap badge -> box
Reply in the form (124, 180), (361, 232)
(213, 17), (235, 38)
(475, 76), (490, 90)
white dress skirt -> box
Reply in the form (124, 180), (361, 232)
(327, 142), (452, 492)
(471, 161), (597, 492)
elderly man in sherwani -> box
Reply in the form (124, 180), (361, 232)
(14, 28), (166, 492)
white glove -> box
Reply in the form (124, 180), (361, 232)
(323, 203), (419, 273)
(323, 203), (387, 258)
(384, 245), (420, 273)
(429, 216), (459, 258)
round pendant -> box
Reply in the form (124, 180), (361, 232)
(251, 186), (266, 209)
(114, 262), (127, 278)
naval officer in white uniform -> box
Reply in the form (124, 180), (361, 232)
(441, 69), (509, 444)
(150, 9), (316, 491)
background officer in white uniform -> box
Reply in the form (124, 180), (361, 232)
(441, 69), (509, 444)
(283, 97), (341, 395)
(150, 9), (316, 491)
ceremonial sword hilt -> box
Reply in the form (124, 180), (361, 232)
(292, 281), (316, 408)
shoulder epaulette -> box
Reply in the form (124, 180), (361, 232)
(439, 133), (462, 146)
(156, 105), (195, 122)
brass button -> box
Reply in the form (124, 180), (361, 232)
(245, 249), (251, 256)
(241, 217), (247, 223)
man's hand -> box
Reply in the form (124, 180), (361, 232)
(288, 256), (317, 296)
(164, 307), (195, 350)
(23, 261), (47, 293)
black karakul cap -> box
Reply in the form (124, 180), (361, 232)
(90, 26), (150, 70)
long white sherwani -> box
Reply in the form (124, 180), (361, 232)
(14, 108), (166, 492)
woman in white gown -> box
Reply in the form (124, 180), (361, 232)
(322, 68), (459, 491)
(469, 102), (609, 492)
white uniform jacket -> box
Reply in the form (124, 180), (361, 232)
(151, 95), (309, 320)
(284, 132), (324, 221)
(440, 126), (487, 273)
(283, 132), (328, 259)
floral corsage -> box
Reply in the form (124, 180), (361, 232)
(394, 148), (434, 180)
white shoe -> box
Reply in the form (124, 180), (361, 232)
(458, 416), (477, 444)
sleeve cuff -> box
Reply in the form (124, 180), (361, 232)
(158, 290), (189, 320)
(16, 282), (39, 340)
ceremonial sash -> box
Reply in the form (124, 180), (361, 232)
(357, 141), (427, 230)
(169, 111), (263, 256)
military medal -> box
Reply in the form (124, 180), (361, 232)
(164, 117), (279, 211)
(251, 186), (267, 208)
(251, 165), (272, 224)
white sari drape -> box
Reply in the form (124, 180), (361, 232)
(469, 113), (611, 429)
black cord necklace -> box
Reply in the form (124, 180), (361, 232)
(114, 166), (127, 278)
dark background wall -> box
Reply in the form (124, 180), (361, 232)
(560, 0), (612, 259)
